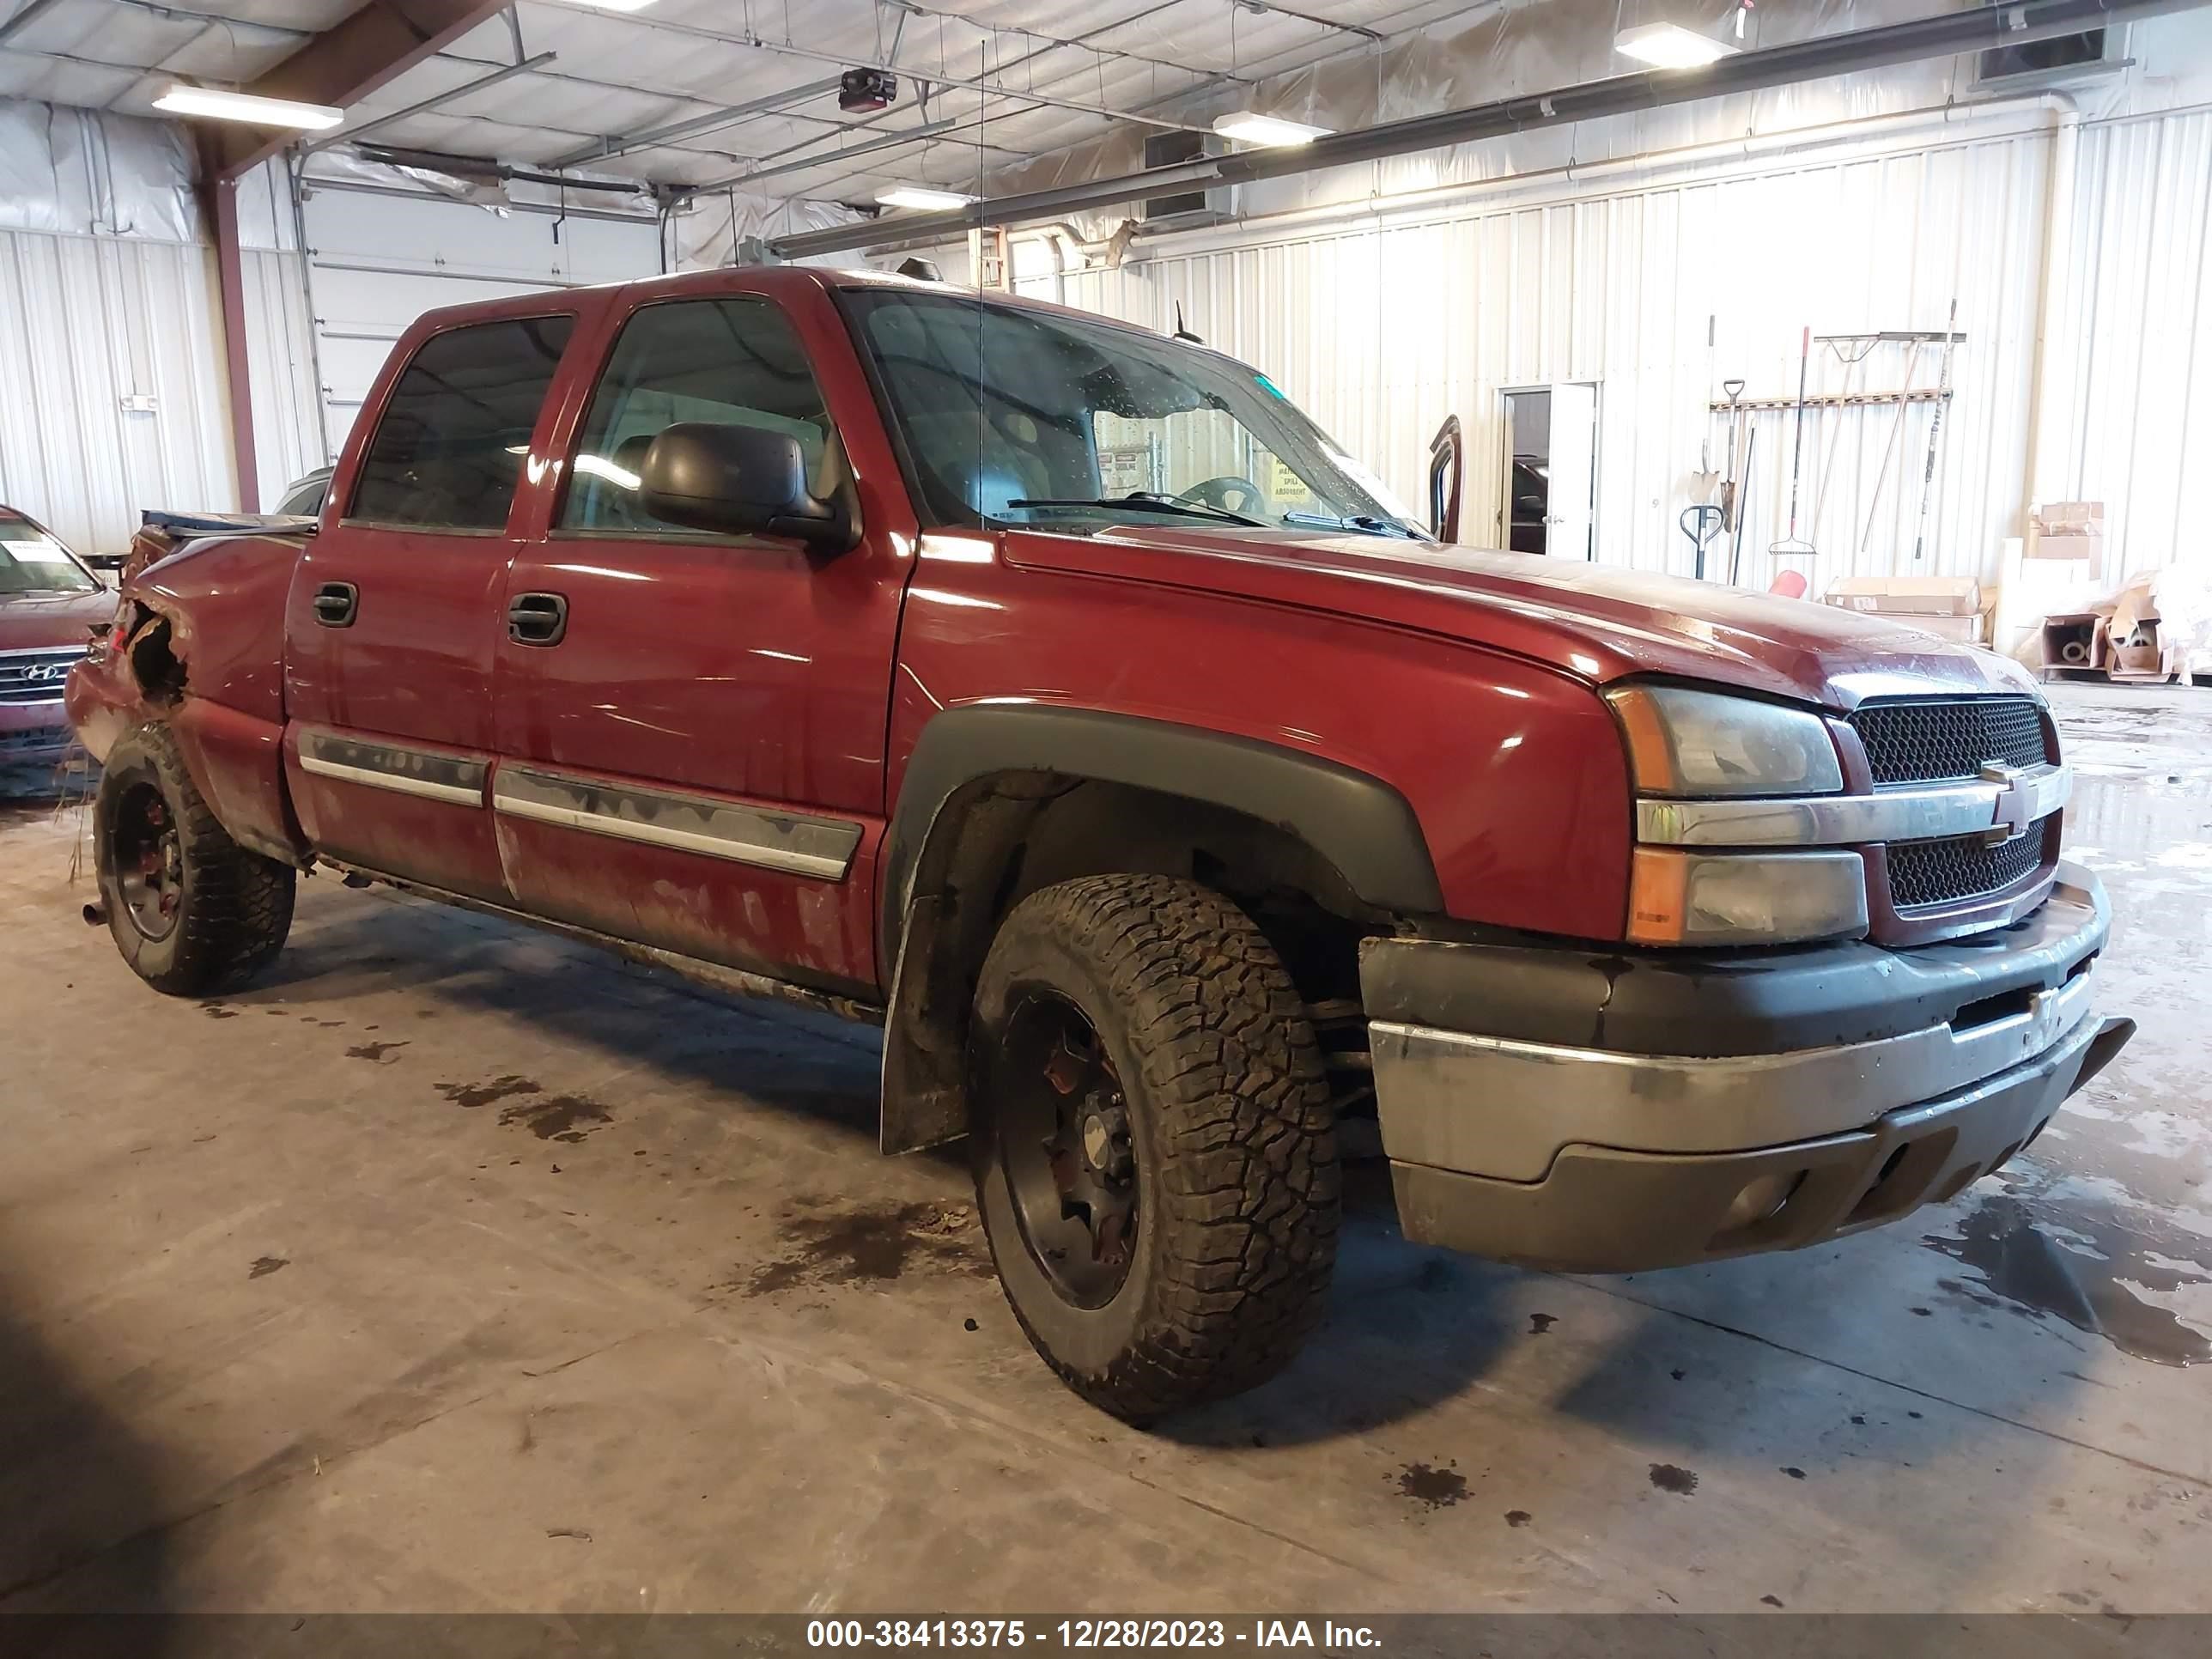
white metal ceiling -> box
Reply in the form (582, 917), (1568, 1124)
(0, 0), (1490, 200)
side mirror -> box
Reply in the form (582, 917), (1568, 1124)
(638, 422), (854, 551)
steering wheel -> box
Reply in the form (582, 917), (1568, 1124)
(1174, 476), (1266, 517)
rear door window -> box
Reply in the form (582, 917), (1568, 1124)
(559, 297), (830, 534)
(349, 314), (575, 531)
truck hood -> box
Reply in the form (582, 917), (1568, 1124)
(0, 587), (115, 652)
(1004, 526), (2036, 710)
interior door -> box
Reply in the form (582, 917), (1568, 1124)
(1545, 380), (1598, 562)
(489, 289), (906, 996)
(1426, 415), (1462, 543)
(284, 312), (577, 900)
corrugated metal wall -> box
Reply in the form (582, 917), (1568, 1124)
(2046, 107), (2212, 586)
(1036, 100), (2208, 597)
(0, 228), (235, 556)
(1040, 113), (2060, 596)
(241, 246), (325, 508)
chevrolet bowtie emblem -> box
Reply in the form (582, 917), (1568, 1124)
(1980, 761), (2032, 845)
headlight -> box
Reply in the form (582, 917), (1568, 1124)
(1606, 685), (1842, 797)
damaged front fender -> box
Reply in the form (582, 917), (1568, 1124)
(67, 531), (313, 866)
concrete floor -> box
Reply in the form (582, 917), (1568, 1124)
(1, 682), (2207, 1616)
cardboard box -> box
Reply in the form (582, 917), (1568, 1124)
(1824, 576), (1983, 616)
(2040, 611), (2103, 672)
(2027, 501), (2104, 576)
(2106, 576), (2165, 678)
(1908, 611), (1989, 643)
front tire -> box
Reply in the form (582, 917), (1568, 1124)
(970, 874), (1339, 1422)
(94, 723), (295, 996)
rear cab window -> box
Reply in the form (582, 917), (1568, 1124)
(347, 314), (576, 532)
(557, 295), (831, 536)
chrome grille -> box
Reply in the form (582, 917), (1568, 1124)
(1887, 830), (2045, 909)
(1850, 697), (2047, 785)
(0, 725), (71, 756)
(0, 648), (86, 704)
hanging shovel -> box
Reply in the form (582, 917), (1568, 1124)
(1718, 378), (1746, 530)
(1680, 503), (1725, 580)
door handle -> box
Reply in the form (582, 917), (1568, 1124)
(312, 581), (358, 627)
(507, 591), (568, 647)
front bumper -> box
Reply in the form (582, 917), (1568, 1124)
(1361, 860), (2131, 1273)
(0, 697), (76, 763)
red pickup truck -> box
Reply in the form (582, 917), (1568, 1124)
(68, 267), (2132, 1420)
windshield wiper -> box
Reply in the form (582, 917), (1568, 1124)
(1281, 509), (1422, 540)
(1005, 495), (1267, 528)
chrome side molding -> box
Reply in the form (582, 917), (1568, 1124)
(295, 728), (862, 879)
(1638, 763), (2070, 849)
(491, 764), (860, 880)
(296, 727), (489, 807)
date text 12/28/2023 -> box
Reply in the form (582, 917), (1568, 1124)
(805, 1620), (1382, 1650)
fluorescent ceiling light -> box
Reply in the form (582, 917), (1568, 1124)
(562, 0), (659, 9)
(876, 186), (976, 211)
(152, 83), (343, 130)
(1212, 112), (1331, 147)
(574, 453), (641, 490)
(1613, 22), (1738, 68)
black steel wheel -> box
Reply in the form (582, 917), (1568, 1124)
(969, 874), (1339, 1423)
(988, 990), (1140, 1310)
(94, 723), (295, 996)
(108, 779), (183, 942)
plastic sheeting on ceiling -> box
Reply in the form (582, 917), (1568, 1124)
(0, 97), (198, 240)
(0, 0), (1480, 201)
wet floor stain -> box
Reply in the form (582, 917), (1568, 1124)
(1923, 1192), (2211, 1366)
(1528, 1312), (1557, 1335)
(437, 1075), (542, 1109)
(497, 1093), (611, 1143)
(1648, 1463), (1699, 1495)
(345, 1040), (409, 1064)
(742, 1200), (981, 1295)
(1504, 1509), (1531, 1528)
(248, 1255), (288, 1279)
(1393, 1462), (1466, 1510)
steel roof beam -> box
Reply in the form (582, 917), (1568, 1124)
(304, 50), (558, 153)
(194, 0), (515, 180)
(544, 76), (847, 169)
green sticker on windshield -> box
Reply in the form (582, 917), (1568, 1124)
(1254, 373), (1289, 401)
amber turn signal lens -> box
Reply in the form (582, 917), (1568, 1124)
(1627, 848), (1692, 944)
(1628, 847), (1869, 946)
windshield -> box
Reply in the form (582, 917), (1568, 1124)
(844, 289), (1424, 538)
(0, 514), (97, 595)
